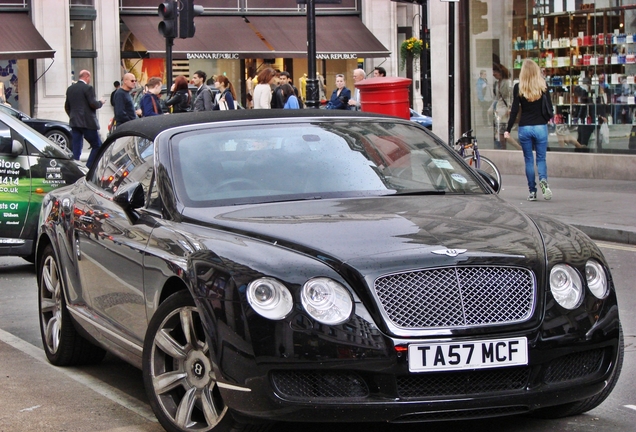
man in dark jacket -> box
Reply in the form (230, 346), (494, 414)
(64, 70), (105, 168)
(113, 73), (139, 127)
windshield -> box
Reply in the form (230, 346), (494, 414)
(170, 120), (485, 206)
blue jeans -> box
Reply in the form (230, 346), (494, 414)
(517, 124), (548, 193)
(71, 127), (102, 169)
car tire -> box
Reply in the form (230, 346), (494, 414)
(45, 130), (71, 150)
(142, 290), (270, 432)
(531, 325), (624, 419)
(38, 244), (106, 366)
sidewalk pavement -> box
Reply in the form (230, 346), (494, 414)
(498, 174), (636, 245)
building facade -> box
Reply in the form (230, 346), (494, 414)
(3, 0), (634, 164)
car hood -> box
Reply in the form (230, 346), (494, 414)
(182, 195), (545, 274)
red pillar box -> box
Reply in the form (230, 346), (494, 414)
(355, 77), (412, 120)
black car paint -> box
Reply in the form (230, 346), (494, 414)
(37, 111), (621, 425)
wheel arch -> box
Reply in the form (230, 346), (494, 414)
(35, 233), (52, 271)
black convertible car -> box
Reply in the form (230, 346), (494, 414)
(36, 110), (622, 432)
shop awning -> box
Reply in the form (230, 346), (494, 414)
(121, 15), (277, 59)
(246, 15), (390, 59)
(121, 15), (390, 60)
(0, 13), (55, 60)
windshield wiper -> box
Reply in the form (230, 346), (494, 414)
(238, 195), (324, 205)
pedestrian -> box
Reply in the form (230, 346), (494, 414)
(282, 84), (299, 109)
(490, 64), (513, 149)
(64, 69), (106, 168)
(253, 68), (277, 109)
(476, 69), (491, 126)
(165, 75), (192, 113)
(373, 66), (386, 77)
(212, 75), (237, 110)
(504, 59), (553, 201)
(112, 73), (139, 131)
(326, 74), (351, 110)
(109, 80), (120, 106)
(191, 70), (214, 111)
(347, 68), (366, 110)
(139, 77), (163, 117)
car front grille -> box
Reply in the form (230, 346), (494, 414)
(397, 367), (530, 398)
(374, 266), (535, 330)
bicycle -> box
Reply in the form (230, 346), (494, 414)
(455, 129), (502, 189)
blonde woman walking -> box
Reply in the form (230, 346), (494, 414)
(504, 59), (554, 201)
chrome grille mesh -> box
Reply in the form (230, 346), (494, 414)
(374, 266), (535, 329)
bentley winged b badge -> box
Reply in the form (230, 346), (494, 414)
(431, 248), (468, 257)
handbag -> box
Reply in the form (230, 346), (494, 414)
(541, 91), (554, 122)
(218, 98), (229, 110)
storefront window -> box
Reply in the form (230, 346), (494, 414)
(470, 1), (636, 154)
(70, 11), (96, 81)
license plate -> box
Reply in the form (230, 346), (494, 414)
(408, 337), (528, 372)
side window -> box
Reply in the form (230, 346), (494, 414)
(0, 120), (13, 154)
(89, 136), (154, 198)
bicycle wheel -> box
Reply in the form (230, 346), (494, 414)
(463, 155), (502, 189)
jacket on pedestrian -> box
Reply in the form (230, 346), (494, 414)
(165, 90), (191, 113)
(271, 86), (285, 109)
(140, 93), (162, 117)
(212, 89), (236, 110)
(192, 85), (215, 111)
(64, 80), (103, 130)
(113, 88), (137, 125)
(326, 87), (351, 110)
(252, 83), (272, 109)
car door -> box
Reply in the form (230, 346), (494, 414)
(0, 118), (31, 245)
(73, 135), (156, 344)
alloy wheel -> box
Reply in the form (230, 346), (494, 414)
(148, 304), (226, 431)
(40, 254), (63, 354)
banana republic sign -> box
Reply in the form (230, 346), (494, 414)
(186, 53), (357, 60)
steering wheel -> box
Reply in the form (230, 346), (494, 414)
(211, 178), (261, 192)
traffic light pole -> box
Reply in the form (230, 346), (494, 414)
(305, 0), (320, 109)
(166, 37), (174, 88)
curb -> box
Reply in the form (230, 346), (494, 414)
(572, 224), (636, 246)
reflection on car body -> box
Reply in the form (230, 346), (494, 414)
(36, 110), (622, 432)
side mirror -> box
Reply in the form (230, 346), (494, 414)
(0, 136), (22, 155)
(11, 139), (24, 156)
(113, 181), (146, 211)
(476, 169), (501, 194)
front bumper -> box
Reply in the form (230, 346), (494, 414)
(214, 318), (621, 423)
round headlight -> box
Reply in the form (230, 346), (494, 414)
(301, 278), (353, 325)
(246, 278), (293, 320)
(586, 260), (608, 299)
(550, 264), (583, 310)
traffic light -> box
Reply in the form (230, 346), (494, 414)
(179, 1), (204, 39)
(471, 0), (488, 35)
(158, 1), (178, 39)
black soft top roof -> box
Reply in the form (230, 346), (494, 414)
(107, 109), (397, 142)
